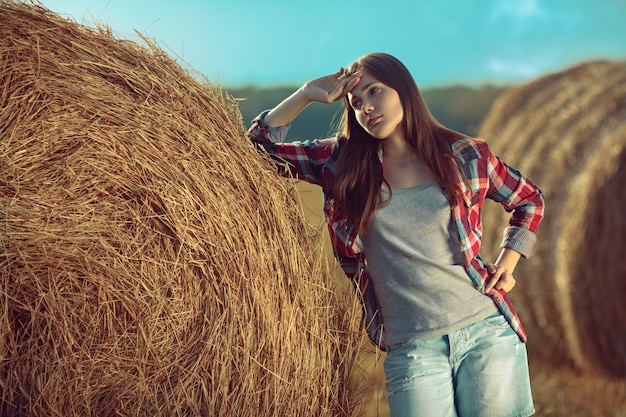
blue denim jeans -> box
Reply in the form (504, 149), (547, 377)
(383, 312), (535, 417)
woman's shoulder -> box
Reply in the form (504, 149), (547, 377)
(447, 135), (492, 161)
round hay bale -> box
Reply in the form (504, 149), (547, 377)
(0, 2), (364, 416)
(479, 59), (626, 377)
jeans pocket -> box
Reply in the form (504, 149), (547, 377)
(481, 311), (511, 330)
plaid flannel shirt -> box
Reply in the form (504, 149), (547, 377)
(247, 111), (545, 349)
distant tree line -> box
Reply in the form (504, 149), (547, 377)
(228, 84), (510, 142)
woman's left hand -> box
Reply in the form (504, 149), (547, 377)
(485, 264), (516, 293)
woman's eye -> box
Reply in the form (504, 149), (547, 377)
(351, 100), (362, 110)
(371, 87), (381, 95)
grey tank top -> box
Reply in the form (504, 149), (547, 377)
(362, 182), (497, 347)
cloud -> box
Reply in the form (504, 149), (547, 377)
(486, 58), (543, 79)
(489, 0), (547, 21)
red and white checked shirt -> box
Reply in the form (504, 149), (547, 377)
(247, 111), (545, 349)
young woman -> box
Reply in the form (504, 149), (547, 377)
(247, 52), (544, 417)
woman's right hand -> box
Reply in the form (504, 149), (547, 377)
(301, 68), (362, 103)
(264, 68), (362, 128)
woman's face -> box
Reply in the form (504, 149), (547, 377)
(347, 70), (404, 141)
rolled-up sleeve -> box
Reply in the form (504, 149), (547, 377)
(500, 225), (537, 259)
(246, 110), (290, 143)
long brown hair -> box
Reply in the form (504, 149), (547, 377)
(333, 53), (465, 235)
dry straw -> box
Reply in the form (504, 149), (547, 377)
(479, 60), (626, 377)
(0, 1), (366, 416)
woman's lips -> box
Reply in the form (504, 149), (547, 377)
(368, 115), (381, 127)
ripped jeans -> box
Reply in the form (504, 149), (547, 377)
(383, 312), (535, 417)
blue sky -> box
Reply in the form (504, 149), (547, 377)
(40, 0), (626, 88)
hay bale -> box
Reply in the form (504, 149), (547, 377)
(0, 1), (364, 416)
(479, 60), (626, 377)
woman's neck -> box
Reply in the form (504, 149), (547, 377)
(381, 135), (414, 163)
(381, 138), (436, 189)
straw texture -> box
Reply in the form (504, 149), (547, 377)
(479, 60), (626, 377)
(0, 1), (365, 416)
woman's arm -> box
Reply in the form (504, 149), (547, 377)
(264, 68), (361, 128)
(476, 140), (545, 293)
(245, 69), (361, 185)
